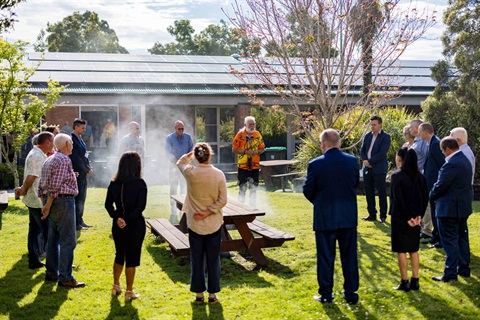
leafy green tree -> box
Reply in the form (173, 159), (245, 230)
(0, 39), (64, 186)
(424, 0), (480, 180)
(0, 0), (26, 33)
(34, 11), (128, 53)
(149, 19), (260, 56)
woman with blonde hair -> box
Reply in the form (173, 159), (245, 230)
(177, 143), (227, 304)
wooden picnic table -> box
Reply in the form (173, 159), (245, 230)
(147, 194), (294, 267)
(260, 159), (298, 191)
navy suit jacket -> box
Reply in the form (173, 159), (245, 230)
(303, 148), (359, 231)
(423, 135), (445, 190)
(70, 133), (91, 177)
(430, 151), (472, 218)
(360, 130), (391, 175)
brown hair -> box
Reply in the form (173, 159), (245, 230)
(113, 152), (142, 182)
(194, 143), (213, 163)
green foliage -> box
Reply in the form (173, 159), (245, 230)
(251, 106), (287, 146)
(0, 39), (64, 186)
(1, 186), (479, 319)
(294, 107), (417, 173)
(424, 0), (480, 182)
(0, 0), (26, 33)
(0, 163), (23, 188)
(149, 19), (261, 56)
(34, 11), (128, 53)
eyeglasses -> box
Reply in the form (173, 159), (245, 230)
(177, 128), (184, 131)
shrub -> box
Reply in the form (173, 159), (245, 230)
(0, 163), (24, 189)
(294, 106), (417, 173)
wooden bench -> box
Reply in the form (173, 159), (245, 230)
(248, 220), (295, 243)
(147, 218), (190, 256)
(0, 191), (8, 212)
(270, 172), (300, 192)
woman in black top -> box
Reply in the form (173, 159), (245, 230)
(105, 152), (147, 301)
(389, 148), (428, 292)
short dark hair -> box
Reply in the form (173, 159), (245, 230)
(73, 118), (86, 129)
(440, 137), (459, 152)
(419, 123), (434, 134)
(37, 131), (54, 145)
(370, 115), (382, 124)
(113, 152), (142, 183)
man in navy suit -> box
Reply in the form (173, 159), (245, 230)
(303, 129), (359, 304)
(360, 116), (391, 222)
(418, 123), (445, 248)
(70, 119), (94, 231)
(430, 137), (472, 282)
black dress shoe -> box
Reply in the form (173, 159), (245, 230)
(45, 272), (58, 282)
(419, 232), (431, 239)
(313, 294), (334, 303)
(28, 261), (45, 270)
(429, 243), (443, 249)
(393, 279), (410, 292)
(76, 226), (88, 231)
(81, 222), (92, 228)
(343, 293), (358, 305)
(378, 218), (386, 223)
(362, 216), (376, 221)
(458, 272), (471, 278)
(432, 275), (457, 282)
(58, 278), (85, 288)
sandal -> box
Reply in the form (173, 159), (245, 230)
(208, 296), (219, 304)
(195, 296), (204, 304)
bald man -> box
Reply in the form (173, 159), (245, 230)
(118, 121), (145, 160)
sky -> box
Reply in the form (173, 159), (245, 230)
(4, 0), (448, 60)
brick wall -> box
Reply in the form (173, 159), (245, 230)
(45, 106), (79, 127)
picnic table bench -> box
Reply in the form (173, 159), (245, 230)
(270, 172), (301, 192)
(147, 195), (295, 267)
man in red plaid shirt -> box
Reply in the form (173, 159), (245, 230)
(38, 133), (85, 288)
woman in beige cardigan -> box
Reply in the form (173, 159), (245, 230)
(177, 143), (227, 304)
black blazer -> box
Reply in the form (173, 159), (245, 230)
(423, 135), (445, 190)
(105, 179), (147, 224)
(70, 133), (91, 177)
(360, 130), (391, 174)
(389, 170), (428, 220)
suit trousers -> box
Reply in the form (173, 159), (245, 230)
(437, 216), (470, 278)
(75, 175), (87, 227)
(363, 168), (387, 219)
(429, 199), (442, 245)
(420, 202), (433, 236)
(315, 228), (359, 298)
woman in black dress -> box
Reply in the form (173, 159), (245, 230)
(389, 147), (428, 292)
(105, 152), (147, 301)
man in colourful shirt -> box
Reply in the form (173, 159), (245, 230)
(15, 132), (54, 269)
(38, 133), (84, 288)
(166, 120), (194, 223)
(232, 116), (265, 207)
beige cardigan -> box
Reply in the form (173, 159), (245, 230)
(177, 154), (227, 235)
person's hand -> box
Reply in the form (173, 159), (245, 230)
(74, 171), (80, 177)
(407, 218), (416, 227)
(41, 204), (51, 220)
(193, 210), (209, 221)
(414, 215), (422, 226)
(86, 168), (94, 177)
(363, 160), (372, 168)
(117, 217), (127, 229)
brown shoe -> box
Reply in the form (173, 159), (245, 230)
(58, 279), (85, 288)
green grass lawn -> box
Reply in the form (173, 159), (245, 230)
(0, 184), (479, 320)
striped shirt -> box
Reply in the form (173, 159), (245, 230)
(38, 151), (79, 198)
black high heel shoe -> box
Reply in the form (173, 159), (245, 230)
(393, 279), (410, 292)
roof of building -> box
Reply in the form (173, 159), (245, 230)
(26, 52), (437, 95)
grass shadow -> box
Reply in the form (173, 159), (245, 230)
(106, 295), (139, 320)
(0, 255), (68, 320)
(146, 241), (274, 289)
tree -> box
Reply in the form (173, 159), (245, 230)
(423, 0), (480, 180)
(149, 19), (261, 56)
(0, 39), (64, 186)
(34, 11), (128, 53)
(0, 0), (26, 33)
(226, 0), (435, 148)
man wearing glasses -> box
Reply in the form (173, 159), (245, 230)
(118, 121), (145, 161)
(166, 120), (194, 223)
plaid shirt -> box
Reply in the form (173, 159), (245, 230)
(38, 151), (79, 198)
